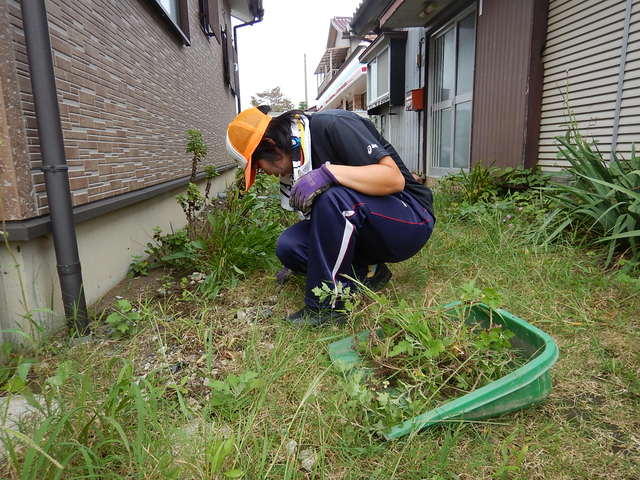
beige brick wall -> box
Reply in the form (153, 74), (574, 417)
(2, 0), (236, 220)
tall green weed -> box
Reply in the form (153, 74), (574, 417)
(131, 174), (292, 298)
(1, 359), (244, 478)
(539, 127), (640, 267)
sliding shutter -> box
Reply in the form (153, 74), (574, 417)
(199, 0), (220, 42)
(221, 25), (238, 95)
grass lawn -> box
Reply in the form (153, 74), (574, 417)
(2, 205), (639, 479)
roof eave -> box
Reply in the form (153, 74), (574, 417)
(350, 0), (394, 35)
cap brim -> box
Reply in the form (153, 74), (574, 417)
(244, 162), (257, 191)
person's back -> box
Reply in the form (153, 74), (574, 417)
(308, 109), (433, 216)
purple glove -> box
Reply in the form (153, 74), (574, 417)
(289, 164), (338, 211)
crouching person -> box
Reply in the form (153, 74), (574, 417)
(226, 106), (435, 326)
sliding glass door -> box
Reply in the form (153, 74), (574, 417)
(428, 7), (476, 176)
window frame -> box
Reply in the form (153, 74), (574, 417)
(148, 0), (191, 45)
(360, 31), (406, 112)
(367, 47), (391, 107)
(427, 5), (477, 177)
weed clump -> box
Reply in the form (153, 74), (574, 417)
(336, 283), (526, 435)
(128, 153), (294, 300)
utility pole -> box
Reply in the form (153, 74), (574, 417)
(304, 53), (308, 108)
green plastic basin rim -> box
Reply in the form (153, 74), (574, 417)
(327, 302), (560, 441)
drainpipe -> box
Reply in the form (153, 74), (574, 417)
(233, 3), (265, 112)
(20, 0), (89, 334)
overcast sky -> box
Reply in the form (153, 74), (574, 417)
(234, 0), (363, 110)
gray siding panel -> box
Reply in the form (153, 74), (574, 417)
(537, 0), (638, 171)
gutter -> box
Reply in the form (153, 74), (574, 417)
(20, 0), (88, 333)
(233, 0), (265, 112)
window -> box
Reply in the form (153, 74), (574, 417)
(376, 48), (389, 99)
(158, 0), (179, 23)
(367, 47), (390, 104)
(361, 32), (406, 111)
(221, 25), (238, 96)
(149, 0), (191, 45)
(367, 58), (377, 103)
(428, 7), (476, 175)
(199, 0), (220, 42)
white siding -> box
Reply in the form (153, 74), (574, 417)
(537, 0), (638, 171)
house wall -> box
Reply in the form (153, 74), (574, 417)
(1, 0), (236, 221)
(0, 0), (35, 221)
(470, 0), (547, 169)
(538, 0), (639, 171)
(0, 170), (235, 345)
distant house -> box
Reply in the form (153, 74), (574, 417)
(313, 17), (372, 114)
(0, 0), (262, 339)
(350, 0), (639, 177)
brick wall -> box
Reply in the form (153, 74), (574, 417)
(2, 0), (236, 220)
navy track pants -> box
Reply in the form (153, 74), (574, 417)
(276, 186), (435, 308)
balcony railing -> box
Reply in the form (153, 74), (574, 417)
(317, 69), (340, 96)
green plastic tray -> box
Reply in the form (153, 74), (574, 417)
(328, 302), (559, 440)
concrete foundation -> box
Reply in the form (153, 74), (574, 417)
(0, 170), (235, 344)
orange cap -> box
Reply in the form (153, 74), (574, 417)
(226, 107), (272, 190)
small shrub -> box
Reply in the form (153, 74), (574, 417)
(438, 164), (550, 208)
(186, 129), (208, 184)
(177, 183), (207, 238)
(130, 176), (289, 298)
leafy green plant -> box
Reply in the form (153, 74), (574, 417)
(438, 164), (550, 209)
(177, 183), (207, 238)
(540, 127), (640, 266)
(192, 185), (283, 298)
(131, 176), (287, 298)
(204, 437), (244, 478)
(106, 299), (141, 336)
(127, 255), (150, 277)
(0, 351), (37, 397)
(186, 129), (208, 183)
(203, 164), (220, 199)
(179, 129), (216, 238)
(205, 370), (261, 417)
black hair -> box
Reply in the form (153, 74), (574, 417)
(252, 108), (307, 163)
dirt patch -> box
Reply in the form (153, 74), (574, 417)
(91, 269), (168, 314)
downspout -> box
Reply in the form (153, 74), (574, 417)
(20, 0), (89, 334)
(233, 4), (265, 112)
